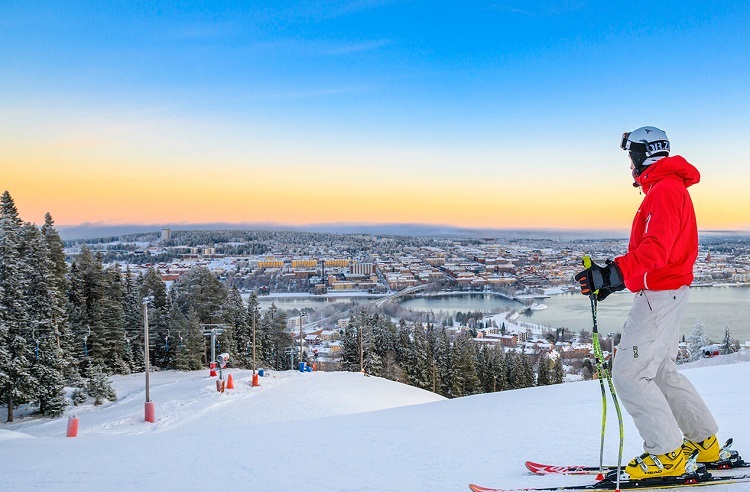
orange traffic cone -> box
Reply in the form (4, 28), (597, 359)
(226, 373), (234, 389)
(252, 373), (260, 387)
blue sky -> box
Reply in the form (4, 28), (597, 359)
(2, 1), (750, 231)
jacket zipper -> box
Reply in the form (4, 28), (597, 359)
(643, 212), (652, 288)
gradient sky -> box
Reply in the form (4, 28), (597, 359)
(2, 1), (750, 232)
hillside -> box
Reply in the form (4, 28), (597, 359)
(1, 355), (749, 491)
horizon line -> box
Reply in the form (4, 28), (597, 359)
(54, 221), (750, 241)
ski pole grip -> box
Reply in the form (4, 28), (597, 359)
(581, 255), (598, 301)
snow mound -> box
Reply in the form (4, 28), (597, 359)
(3, 369), (445, 438)
(0, 429), (36, 442)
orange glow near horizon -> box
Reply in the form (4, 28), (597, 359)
(5, 154), (748, 233)
(3, 116), (748, 233)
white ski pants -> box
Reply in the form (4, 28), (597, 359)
(612, 286), (718, 455)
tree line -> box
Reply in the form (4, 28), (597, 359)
(340, 309), (564, 398)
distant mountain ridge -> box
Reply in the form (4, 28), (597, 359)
(58, 222), (749, 242)
(58, 221), (632, 241)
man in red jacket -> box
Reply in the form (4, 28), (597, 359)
(575, 127), (728, 481)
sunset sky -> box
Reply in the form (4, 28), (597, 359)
(2, 1), (750, 234)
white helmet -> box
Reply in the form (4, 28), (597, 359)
(620, 126), (670, 175)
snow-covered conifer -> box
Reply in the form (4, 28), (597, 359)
(720, 327), (736, 355)
(123, 267), (144, 372)
(85, 362), (117, 405)
(553, 355), (565, 384)
(22, 222), (67, 415)
(0, 191), (34, 422)
(687, 318), (711, 362)
(536, 352), (551, 386)
(245, 293), (262, 371)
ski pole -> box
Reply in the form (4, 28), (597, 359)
(582, 256), (624, 489)
(582, 256), (608, 474)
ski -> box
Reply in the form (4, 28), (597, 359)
(526, 458), (748, 476)
(526, 452), (745, 476)
(469, 471), (750, 491)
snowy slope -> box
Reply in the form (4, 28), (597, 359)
(1, 358), (749, 492)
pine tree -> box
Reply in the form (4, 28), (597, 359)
(491, 346), (507, 392)
(171, 266), (227, 323)
(421, 326), (442, 394)
(720, 327), (736, 355)
(361, 313), (380, 376)
(476, 345), (491, 392)
(67, 249), (130, 375)
(448, 333), (481, 397)
(67, 245), (106, 370)
(433, 328), (454, 397)
(552, 354), (565, 384)
(687, 318), (711, 362)
(40, 213), (76, 382)
(85, 361), (117, 405)
(22, 222), (67, 415)
(31, 334), (67, 416)
(395, 318), (412, 369)
(246, 293), (261, 372)
(0, 191), (34, 422)
(66, 259), (89, 363)
(257, 304), (289, 370)
(341, 317), (362, 372)
(98, 266), (131, 374)
(407, 321), (432, 391)
(140, 268), (170, 368)
(505, 350), (523, 389)
(173, 307), (205, 370)
(122, 267), (144, 372)
(364, 338), (384, 377)
(434, 328), (452, 396)
(521, 351), (535, 387)
(219, 286), (244, 367)
(536, 352), (552, 386)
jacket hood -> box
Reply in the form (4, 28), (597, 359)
(635, 155), (700, 189)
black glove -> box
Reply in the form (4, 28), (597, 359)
(574, 259), (625, 301)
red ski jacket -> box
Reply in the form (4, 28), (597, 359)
(614, 155), (700, 292)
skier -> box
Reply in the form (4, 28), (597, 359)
(574, 126), (729, 480)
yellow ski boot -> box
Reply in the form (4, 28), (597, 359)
(623, 448), (687, 480)
(682, 435), (724, 463)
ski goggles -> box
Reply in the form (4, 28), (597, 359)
(620, 132), (646, 152)
(620, 132), (668, 155)
(620, 132), (631, 150)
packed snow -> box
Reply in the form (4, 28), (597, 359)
(2, 355), (749, 491)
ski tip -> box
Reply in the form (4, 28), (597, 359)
(469, 484), (504, 492)
(469, 483), (506, 492)
(524, 460), (546, 474)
